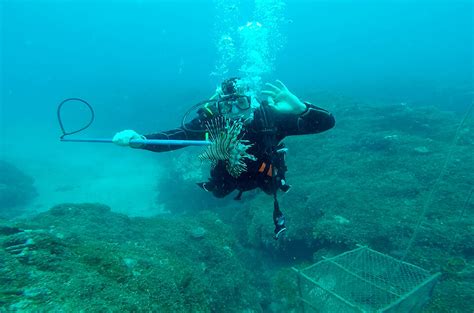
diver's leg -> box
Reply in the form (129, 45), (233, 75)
(272, 195), (286, 240)
(197, 168), (237, 198)
(210, 180), (236, 198)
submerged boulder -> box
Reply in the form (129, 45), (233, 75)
(0, 161), (38, 218)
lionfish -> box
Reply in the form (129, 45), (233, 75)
(199, 117), (256, 178)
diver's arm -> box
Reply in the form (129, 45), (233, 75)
(114, 100), (218, 152)
(275, 102), (335, 136)
(261, 80), (335, 136)
(141, 117), (207, 153)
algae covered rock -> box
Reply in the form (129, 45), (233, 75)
(234, 100), (473, 312)
(0, 203), (261, 311)
(0, 161), (38, 218)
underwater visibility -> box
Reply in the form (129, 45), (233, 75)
(1, 0), (473, 312)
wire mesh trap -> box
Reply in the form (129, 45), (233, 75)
(293, 246), (440, 313)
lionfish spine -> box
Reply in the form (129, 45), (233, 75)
(199, 116), (256, 178)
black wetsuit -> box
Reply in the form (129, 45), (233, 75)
(141, 101), (335, 198)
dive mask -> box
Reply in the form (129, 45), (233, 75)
(217, 94), (251, 114)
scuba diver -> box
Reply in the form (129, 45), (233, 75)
(113, 78), (335, 239)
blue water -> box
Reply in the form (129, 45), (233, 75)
(2, 0), (472, 139)
(1, 1), (473, 311)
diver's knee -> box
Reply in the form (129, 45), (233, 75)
(212, 189), (233, 198)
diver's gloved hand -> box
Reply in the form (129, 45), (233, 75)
(112, 130), (145, 148)
(262, 80), (306, 115)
